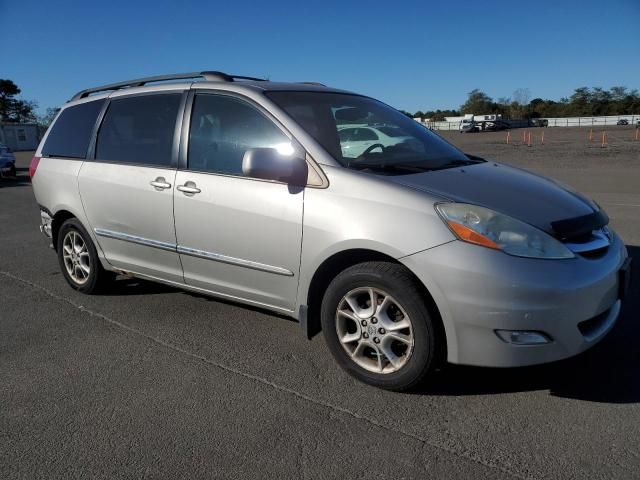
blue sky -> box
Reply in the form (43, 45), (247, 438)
(2, 0), (639, 114)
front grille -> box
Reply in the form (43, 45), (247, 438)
(578, 246), (609, 259)
(551, 210), (609, 241)
(564, 227), (611, 258)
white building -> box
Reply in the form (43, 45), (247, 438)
(0, 123), (43, 150)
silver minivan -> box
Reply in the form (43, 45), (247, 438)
(31, 71), (631, 390)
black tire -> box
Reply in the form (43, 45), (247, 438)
(320, 261), (441, 391)
(56, 218), (114, 294)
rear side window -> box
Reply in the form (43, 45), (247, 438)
(96, 94), (181, 167)
(42, 100), (105, 158)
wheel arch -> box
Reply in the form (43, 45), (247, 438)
(303, 248), (446, 359)
(50, 209), (78, 251)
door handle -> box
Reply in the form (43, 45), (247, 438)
(177, 181), (201, 195)
(150, 177), (171, 190)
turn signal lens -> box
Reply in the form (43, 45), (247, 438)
(447, 221), (500, 250)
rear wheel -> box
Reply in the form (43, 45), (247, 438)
(57, 218), (114, 294)
(321, 261), (440, 391)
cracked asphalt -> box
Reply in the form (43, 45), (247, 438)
(1, 139), (640, 479)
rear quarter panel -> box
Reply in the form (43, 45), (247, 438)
(31, 157), (106, 261)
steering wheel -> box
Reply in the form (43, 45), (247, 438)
(357, 143), (385, 159)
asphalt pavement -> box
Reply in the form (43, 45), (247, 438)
(1, 152), (639, 479)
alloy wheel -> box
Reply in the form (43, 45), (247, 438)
(335, 287), (414, 374)
(62, 230), (91, 285)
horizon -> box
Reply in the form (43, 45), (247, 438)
(1, 0), (639, 115)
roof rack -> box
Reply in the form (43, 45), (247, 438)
(70, 71), (267, 101)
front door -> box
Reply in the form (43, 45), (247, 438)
(79, 92), (184, 282)
(173, 93), (304, 311)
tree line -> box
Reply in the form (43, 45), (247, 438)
(0, 79), (59, 126)
(404, 86), (640, 121)
(3, 78), (639, 126)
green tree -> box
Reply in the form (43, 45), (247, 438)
(610, 86), (627, 101)
(0, 79), (21, 120)
(460, 89), (494, 114)
(408, 86), (640, 119)
(568, 87), (593, 116)
(38, 107), (61, 127)
(0, 79), (37, 122)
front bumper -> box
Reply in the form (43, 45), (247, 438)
(401, 232), (628, 367)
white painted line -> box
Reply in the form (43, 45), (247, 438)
(602, 203), (640, 208)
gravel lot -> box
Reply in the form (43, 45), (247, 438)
(1, 129), (639, 479)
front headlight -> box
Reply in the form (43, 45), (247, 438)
(436, 203), (574, 259)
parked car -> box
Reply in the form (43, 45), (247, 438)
(483, 120), (510, 131)
(0, 144), (16, 178)
(531, 118), (549, 127)
(617, 119), (629, 126)
(338, 125), (415, 158)
(459, 119), (480, 133)
(31, 71), (631, 391)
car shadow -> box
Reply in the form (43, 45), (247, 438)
(415, 244), (640, 404)
(181, 289), (298, 323)
(100, 276), (178, 296)
(0, 168), (31, 188)
(104, 275), (297, 323)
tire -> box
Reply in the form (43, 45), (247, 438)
(56, 218), (114, 294)
(320, 261), (440, 391)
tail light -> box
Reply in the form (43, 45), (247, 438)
(29, 156), (41, 178)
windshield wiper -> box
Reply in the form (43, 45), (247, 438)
(465, 154), (486, 163)
(349, 162), (435, 174)
(350, 156), (485, 174)
(428, 158), (485, 170)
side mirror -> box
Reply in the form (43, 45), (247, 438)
(242, 148), (308, 186)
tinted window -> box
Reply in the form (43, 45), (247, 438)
(96, 94), (181, 166)
(188, 94), (289, 175)
(42, 100), (105, 158)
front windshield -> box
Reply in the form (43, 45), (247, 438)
(267, 91), (474, 174)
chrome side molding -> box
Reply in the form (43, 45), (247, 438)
(94, 228), (293, 276)
(177, 245), (293, 276)
(94, 228), (177, 252)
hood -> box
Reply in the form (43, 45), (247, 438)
(390, 161), (605, 238)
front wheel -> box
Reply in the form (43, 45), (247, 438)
(57, 218), (114, 294)
(320, 262), (441, 391)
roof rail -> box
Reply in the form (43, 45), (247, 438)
(298, 81), (327, 87)
(69, 71), (267, 101)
